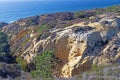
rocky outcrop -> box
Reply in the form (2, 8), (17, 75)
(12, 13), (119, 78)
(56, 27), (102, 77)
(93, 32), (120, 65)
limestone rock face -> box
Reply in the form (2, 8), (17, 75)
(54, 27), (102, 77)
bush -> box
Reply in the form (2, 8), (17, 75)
(87, 64), (106, 74)
(74, 11), (87, 18)
(0, 32), (10, 56)
(30, 50), (55, 78)
(74, 10), (95, 19)
(94, 5), (120, 15)
(105, 5), (120, 13)
(35, 25), (49, 33)
(74, 5), (120, 19)
(0, 31), (15, 63)
(16, 57), (27, 71)
(95, 9), (104, 15)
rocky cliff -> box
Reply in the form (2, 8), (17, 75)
(1, 5), (120, 78)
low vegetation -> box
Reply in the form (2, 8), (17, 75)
(87, 64), (106, 73)
(35, 25), (49, 33)
(105, 5), (120, 13)
(76, 64), (120, 80)
(74, 5), (120, 18)
(30, 50), (56, 78)
(16, 57), (27, 71)
(74, 11), (95, 18)
(0, 32), (11, 62)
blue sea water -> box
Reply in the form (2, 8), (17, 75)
(0, 0), (120, 23)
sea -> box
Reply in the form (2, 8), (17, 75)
(0, 0), (120, 23)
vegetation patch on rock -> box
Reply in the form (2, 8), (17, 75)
(30, 50), (57, 78)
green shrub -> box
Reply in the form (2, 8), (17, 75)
(88, 64), (105, 73)
(30, 50), (55, 78)
(0, 52), (7, 56)
(95, 5), (120, 15)
(0, 32), (9, 56)
(74, 11), (87, 18)
(105, 5), (120, 13)
(74, 5), (120, 19)
(35, 25), (49, 33)
(95, 9), (104, 15)
(16, 57), (27, 71)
